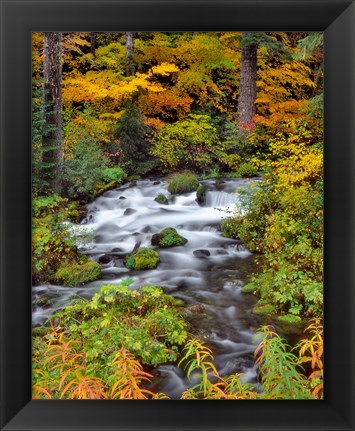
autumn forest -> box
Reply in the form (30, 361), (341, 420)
(32, 32), (323, 400)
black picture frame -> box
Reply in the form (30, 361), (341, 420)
(1, 0), (354, 430)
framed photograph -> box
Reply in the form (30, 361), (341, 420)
(1, 0), (354, 430)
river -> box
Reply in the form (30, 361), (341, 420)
(32, 177), (263, 398)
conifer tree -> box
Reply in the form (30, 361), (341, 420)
(42, 32), (63, 194)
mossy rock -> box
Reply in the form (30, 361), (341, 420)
(94, 180), (119, 197)
(54, 260), (102, 287)
(127, 174), (141, 181)
(241, 283), (257, 293)
(125, 247), (160, 270)
(151, 228), (188, 248)
(253, 304), (276, 316)
(155, 193), (169, 205)
(34, 297), (51, 307)
(278, 314), (302, 324)
(167, 172), (199, 194)
(196, 185), (206, 205)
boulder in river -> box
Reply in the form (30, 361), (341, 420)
(189, 304), (205, 314)
(123, 207), (137, 216)
(196, 185), (206, 205)
(141, 225), (153, 233)
(125, 247), (160, 270)
(154, 193), (169, 205)
(193, 249), (211, 258)
(151, 228), (188, 248)
(98, 254), (113, 264)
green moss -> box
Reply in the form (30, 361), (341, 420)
(151, 228), (188, 248)
(253, 304), (276, 316)
(35, 297), (51, 306)
(125, 247), (160, 270)
(125, 255), (136, 270)
(127, 174), (141, 181)
(278, 314), (302, 324)
(196, 185), (205, 204)
(241, 283), (257, 293)
(54, 260), (102, 287)
(155, 193), (169, 204)
(94, 180), (119, 197)
(167, 172), (200, 194)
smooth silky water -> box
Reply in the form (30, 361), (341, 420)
(32, 178), (262, 398)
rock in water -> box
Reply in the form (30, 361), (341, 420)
(193, 249), (211, 258)
(154, 193), (169, 205)
(151, 228), (188, 248)
(125, 247), (160, 270)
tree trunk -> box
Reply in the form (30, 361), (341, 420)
(125, 32), (135, 77)
(42, 32), (63, 194)
(237, 32), (257, 129)
(90, 32), (96, 58)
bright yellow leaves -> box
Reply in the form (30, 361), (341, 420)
(63, 110), (115, 157)
(255, 56), (319, 135)
(150, 62), (179, 76)
(266, 120), (323, 190)
(63, 63), (179, 104)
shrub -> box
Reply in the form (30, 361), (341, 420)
(179, 326), (318, 400)
(32, 194), (83, 284)
(221, 216), (242, 239)
(33, 281), (188, 381)
(236, 162), (258, 178)
(151, 114), (220, 172)
(94, 166), (127, 196)
(151, 228), (188, 248)
(125, 247), (160, 270)
(254, 326), (313, 399)
(222, 136), (323, 317)
(54, 260), (102, 286)
(63, 133), (111, 201)
(102, 166), (127, 184)
(167, 172), (199, 194)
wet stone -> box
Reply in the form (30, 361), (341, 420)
(189, 304), (205, 314)
(193, 249), (211, 258)
(209, 285), (224, 293)
(141, 226), (153, 233)
(214, 249), (229, 255)
(98, 255), (113, 264)
(123, 207), (137, 216)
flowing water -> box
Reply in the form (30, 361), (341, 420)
(32, 177), (263, 398)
